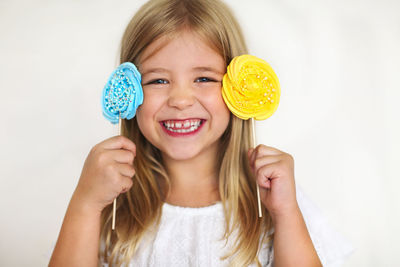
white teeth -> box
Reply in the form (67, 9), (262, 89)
(163, 119), (203, 133)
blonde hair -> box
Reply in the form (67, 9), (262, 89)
(100, 0), (273, 266)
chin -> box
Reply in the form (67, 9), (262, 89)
(162, 147), (203, 161)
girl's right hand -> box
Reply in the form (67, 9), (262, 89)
(72, 135), (136, 213)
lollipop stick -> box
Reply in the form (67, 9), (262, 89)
(112, 116), (122, 230)
(251, 118), (263, 218)
(112, 198), (116, 230)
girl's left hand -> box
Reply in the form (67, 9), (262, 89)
(248, 145), (298, 221)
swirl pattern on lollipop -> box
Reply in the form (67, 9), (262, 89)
(222, 55), (280, 120)
(101, 62), (144, 124)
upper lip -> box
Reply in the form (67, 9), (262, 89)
(160, 118), (205, 122)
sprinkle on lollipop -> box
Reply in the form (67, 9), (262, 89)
(101, 62), (143, 230)
(102, 62), (143, 124)
(222, 55), (280, 121)
(222, 54), (280, 217)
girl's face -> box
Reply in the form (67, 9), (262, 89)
(137, 30), (230, 161)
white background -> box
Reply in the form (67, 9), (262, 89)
(1, 0), (399, 266)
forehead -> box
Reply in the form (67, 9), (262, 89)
(138, 30), (225, 72)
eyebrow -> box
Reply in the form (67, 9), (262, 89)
(192, 66), (224, 75)
(141, 68), (170, 76)
(141, 66), (224, 76)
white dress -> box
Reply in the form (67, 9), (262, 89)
(100, 186), (353, 267)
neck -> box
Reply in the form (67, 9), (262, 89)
(161, 146), (221, 207)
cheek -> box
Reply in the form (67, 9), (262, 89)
(208, 90), (230, 116)
(203, 90), (230, 130)
(136, 92), (159, 132)
(135, 107), (148, 136)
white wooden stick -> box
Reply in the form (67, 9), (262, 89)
(112, 198), (116, 230)
(112, 117), (122, 230)
(251, 118), (263, 218)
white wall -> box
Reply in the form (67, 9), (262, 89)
(0, 0), (398, 266)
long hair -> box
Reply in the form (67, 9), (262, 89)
(99, 0), (273, 266)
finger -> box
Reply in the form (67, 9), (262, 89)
(102, 135), (136, 156)
(247, 148), (254, 159)
(253, 154), (286, 173)
(119, 176), (133, 193)
(254, 144), (283, 157)
(116, 162), (136, 177)
(255, 161), (282, 189)
(106, 149), (135, 164)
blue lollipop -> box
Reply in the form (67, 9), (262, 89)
(102, 62), (143, 124)
(101, 62), (143, 230)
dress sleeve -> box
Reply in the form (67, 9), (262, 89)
(296, 185), (354, 266)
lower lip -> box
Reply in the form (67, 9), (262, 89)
(160, 120), (206, 137)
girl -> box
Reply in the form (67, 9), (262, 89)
(49, 0), (349, 266)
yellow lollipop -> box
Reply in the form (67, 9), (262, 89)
(222, 54), (280, 120)
(222, 55), (280, 218)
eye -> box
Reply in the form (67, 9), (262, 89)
(148, 79), (168, 85)
(195, 77), (216, 83)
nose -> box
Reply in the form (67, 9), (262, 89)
(167, 82), (195, 110)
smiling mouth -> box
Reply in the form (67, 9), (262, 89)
(161, 119), (205, 134)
